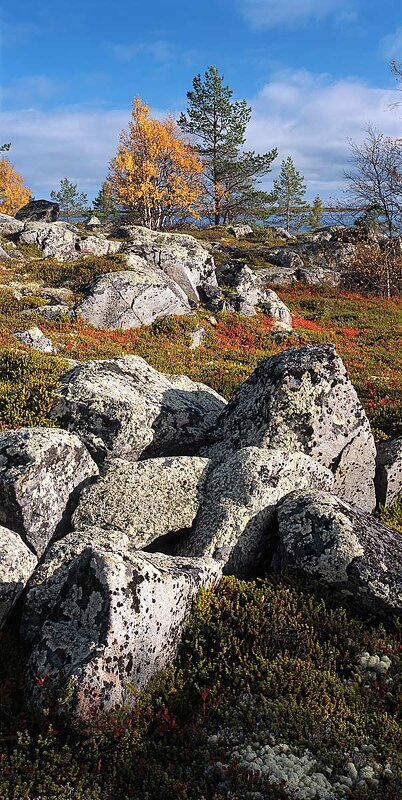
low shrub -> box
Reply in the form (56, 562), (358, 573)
(0, 575), (401, 799)
(0, 349), (67, 430)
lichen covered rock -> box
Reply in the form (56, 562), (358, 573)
(277, 489), (402, 617)
(205, 344), (376, 511)
(376, 436), (402, 507)
(179, 447), (333, 577)
(215, 262), (292, 326)
(74, 268), (191, 329)
(52, 356), (226, 465)
(73, 455), (210, 549)
(21, 528), (221, 717)
(0, 427), (98, 556)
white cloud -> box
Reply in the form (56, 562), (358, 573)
(0, 108), (128, 197)
(239, 0), (356, 29)
(2, 70), (402, 202)
(247, 70), (402, 198)
(380, 27), (402, 61)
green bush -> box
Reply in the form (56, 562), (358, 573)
(21, 254), (126, 294)
(0, 349), (67, 430)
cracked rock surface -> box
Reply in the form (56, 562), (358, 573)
(178, 447), (333, 577)
(0, 427), (98, 556)
(204, 344), (376, 511)
(277, 489), (402, 617)
(52, 355), (226, 465)
(75, 268), (191, 329)
(21, 528), (221, 717)
(72, 455), (210, 549)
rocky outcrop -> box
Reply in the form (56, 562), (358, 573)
(75, 268), (191, 329)
(13, 326), (55, 353)
(267, 249), (304, 271)
(15, 200), (59, 223)
(0, 213), (24, 237)
(204, 345), (376, 511)
(52, 356), (226, 465)
(0, 525), (37, 629)
(72, 456), (209, 549)
(120, 226), (217, 301)
(376, 436), (402, 507)
(277, 489), (402, 618)
(0, 428), (98, 556)
(21, 529), (221, 717)
(178, 447), (333, 577)
(15, 221), (122, 261)
(215, 262), (292, 326)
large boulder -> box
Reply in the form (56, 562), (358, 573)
(0, 213), (24, 237)
(72, 455), (210, 549)
(205, 345), (376, 511)
(15, 200), (59, 223)
(74, 268), (191, 329)
(266, 249), (304, 271)
(52, 356), (226, 465)
(376, 436), (402, 507)
(16, 222), (121, 261)
(179, 447), (333, 577)
(215, 262), (292, 326)
(17, 221), (79, 259)
(0, 428), (98, 556)
(76, 236), (121, 258)
(277, 489), (402, 618)
(118, 226), (217, 300)
(21, 529), (221, 717)
(0, 525), (37, 629)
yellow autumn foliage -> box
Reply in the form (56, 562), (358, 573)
(0, 159), (31, 215)
(110, 97), (204, 229)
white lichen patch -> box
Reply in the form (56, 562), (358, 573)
(228, 742), (340, 799)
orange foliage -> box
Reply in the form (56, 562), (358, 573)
(0, 159), (31, 215)
(110, 97), (204, 229)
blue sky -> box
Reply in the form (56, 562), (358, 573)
(1, 0), (402, 202)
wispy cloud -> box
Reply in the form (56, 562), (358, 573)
(1, 75), (66, 107)
(111, 40), (175, 63)
(238, 0), (357, 29)
(380, 27), (402, 61)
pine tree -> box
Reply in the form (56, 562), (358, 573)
(270, 157), (308, 232)
(93, 180), (118, 220)
(50, 178), (88, 221)
(308, 195), (325, 229)
(179, 66), (277, 225)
